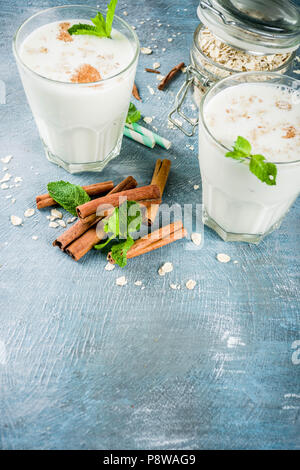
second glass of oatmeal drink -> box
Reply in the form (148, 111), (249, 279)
(13, 5), (139, 173)
(198, 72), (300, 243)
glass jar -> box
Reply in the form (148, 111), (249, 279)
(198, 71), (300, 244)
(169, 0), (300, 135)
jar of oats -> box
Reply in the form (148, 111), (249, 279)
(169, 0), (300, 136)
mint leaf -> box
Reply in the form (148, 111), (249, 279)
(67, 23), (101, 36)
(68, 0), (118, 38)
(105, 0), (118, 37)
(94, 200), (141, 266)
(233, 136), (252, 156)
(126, 102), (141, 124)
(249, 154), (277, 186)
(225, 136), (277, 186)
(110, 236), (134, 267)
(225, 150), (245, 161)
(91, 12), (107, 35)
(47, 181), (91, 216)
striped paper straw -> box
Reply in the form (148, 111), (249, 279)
(123, 126), (155, 148)
(126, 122), (172, 150)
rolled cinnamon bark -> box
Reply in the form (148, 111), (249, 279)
(53, 176), (137, 250)
(158, 62), (185, 91)
(65, 226), (105, 261)
(36, 180), (114, 209)
(76, 184), (161, 222)
(132, 82), (141, 101)
(146, 159), (171, 226)
(107, 221), (186, 264)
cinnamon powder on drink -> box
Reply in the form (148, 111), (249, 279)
(57, 22), (73, 42)
(71, 64), (102, 83)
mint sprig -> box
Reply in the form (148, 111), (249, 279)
(94, 200), (142, 267)
(225, 136), (277, 186)
(68, 0), (118, 38)
(126, 102), (141, 124)
(47, 181), (91, 216)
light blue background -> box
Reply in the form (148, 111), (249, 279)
(0, 0), (299, 449)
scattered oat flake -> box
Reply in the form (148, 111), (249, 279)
(32, 235), (38, 240)
(49, 221), (59, 228)
(153, 62), (160, 69)
(14, 177), (22, 183)
(167, 38), (173, 42)
(51, 208), (63, 219)
(58, 220), (66, 228)
(24, 208), (35, 218)
(134, 280), (142, 286)
(143, 116), (153, 124)
(147, 85), (155, 95)
(116, 276), (127, 286)
(158, 262), (173, 276)
(105, 263), (115, 271)
(1, 155), (12, 164)
(217, 253), (231, 263)
(10, 215), (22, 226)
(0, 173), (11, 183)
(67, 216), (77, 224)
(1, 183), (9, 190)
(186, 279), (196, 290)
(170, 283), (180, 290)
(123, 11), (128, 16)
(191, 232), (202, 246)
(141, 47), (152, 55)
(194, 184), (199, 190)
(11, 198), (16, 204)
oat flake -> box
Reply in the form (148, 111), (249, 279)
(116, 276), (127, 286)
(217, 253), (231, 263)
(10, 215), (22, 226)
(186, 279), (196, 290)
(105, 263), (115, 271)
(24, 208), (35, 218)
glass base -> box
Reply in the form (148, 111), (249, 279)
(202, 208), (283, 244)
(43, 136), (122, 174)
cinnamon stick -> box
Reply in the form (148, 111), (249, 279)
(107, 221), (187, 264)
(158, 62), (185, 91)
(146, 159), (171, 226)
(53, 176), (137, 250)
(36, 180), (114, 209)
(132, 82), (141, 101)
(76, 184), (161, 222)
(65, 225), (105, 261)
(145, 68), (160, 74)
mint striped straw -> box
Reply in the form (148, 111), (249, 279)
(123, 126), (155, 148)
(126, 122), (172, 150)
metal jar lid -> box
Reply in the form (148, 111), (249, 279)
(197, 0), (300, 54)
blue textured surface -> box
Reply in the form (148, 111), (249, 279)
(0, 0), (299, 450)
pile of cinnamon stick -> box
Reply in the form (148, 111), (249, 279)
(36, 159), (187, 263)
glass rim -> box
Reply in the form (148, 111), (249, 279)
(192, 23), (296, 75)
(12, 4), (140, 87)
(199, 70), (300, 166)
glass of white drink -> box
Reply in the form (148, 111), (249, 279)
(198, 72), (300, 243)
(13, 5), (139, 173)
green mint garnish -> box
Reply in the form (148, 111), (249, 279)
(94, 200), (142, 267)
(68, 0), (118, 38)
(126, 102), (141, 124)
(225, 136), (277, 186)
(47, 181), (91, 216)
